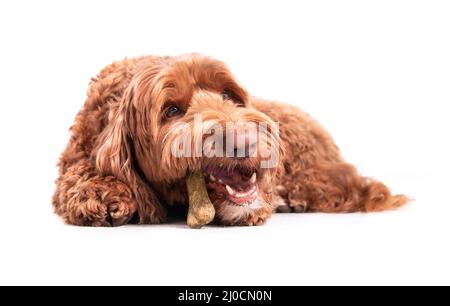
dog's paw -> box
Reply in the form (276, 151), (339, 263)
(66, 179), (138, 227)
(272, 191), (290, 213)
(291, 201), (308, 213)
(275, 202), (308, 213)
(71, 198), (137, 227)
(273, 186), (308, 213)
(240, 207), (272, 226)
(287, 191), (308, 213)
(107, 200), (138, 226)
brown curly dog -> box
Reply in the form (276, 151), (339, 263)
(52, 54), (407, 226)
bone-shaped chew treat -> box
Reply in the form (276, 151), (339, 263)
(186, 171), (215, 228)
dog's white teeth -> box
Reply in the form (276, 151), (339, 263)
(218, 179), (224, 184)
(225, 185), (236, 195)
(250, 173), (257, 183)
(210, 175), (216, 182)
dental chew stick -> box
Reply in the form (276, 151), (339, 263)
(186, 171), (215, 228)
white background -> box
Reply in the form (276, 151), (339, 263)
(0, 0), (449, 285)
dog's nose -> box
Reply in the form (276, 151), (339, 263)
(226, 126), (258, 158)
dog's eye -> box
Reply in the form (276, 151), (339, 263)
(165, 105), (183, 118)
(222, 89), (245, 107)
(222, 89), (231, 100)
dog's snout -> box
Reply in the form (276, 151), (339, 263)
(226, 126), (258, 158)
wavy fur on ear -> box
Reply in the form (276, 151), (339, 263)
(95, 110), (131, 177)
(53, 56), (167, 226)
(94, 88), (166, 224)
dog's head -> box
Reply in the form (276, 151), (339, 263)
(95, 54), (282, 225)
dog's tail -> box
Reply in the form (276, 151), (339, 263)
(305, 162), (409, 213)
(361, 178), (409, 212)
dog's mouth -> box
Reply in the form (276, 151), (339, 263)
(203, 165), (259, 206)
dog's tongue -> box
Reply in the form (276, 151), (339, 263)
(208, 167), (252, 189)
(186, 171), (215, 229)
(205, 167), (258, 205)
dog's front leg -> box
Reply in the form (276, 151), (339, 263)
(52, 160), (140, 226)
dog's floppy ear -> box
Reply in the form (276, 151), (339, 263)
(95, 104), (131, 179)
(94, 88), (165, 223)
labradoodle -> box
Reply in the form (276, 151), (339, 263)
(52, 54), (407, 226)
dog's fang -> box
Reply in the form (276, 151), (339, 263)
(225, 185), (236, 195)
(250, 173), (257, 183)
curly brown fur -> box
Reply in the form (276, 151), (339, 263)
(52, 54), (408, 227)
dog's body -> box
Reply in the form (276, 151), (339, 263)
(53, 54), (407, 226)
